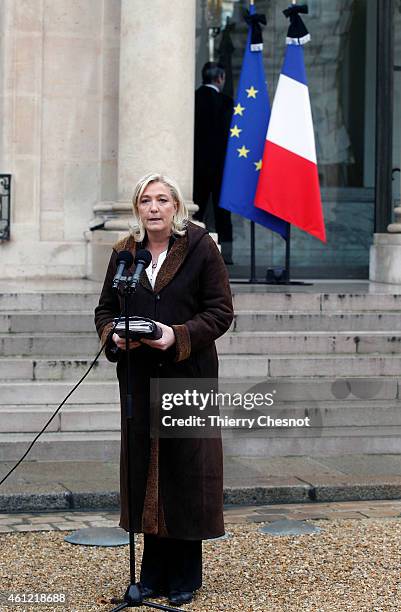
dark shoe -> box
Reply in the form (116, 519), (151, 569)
(137, 583), (165, 598)
(168, 591), (194, 606)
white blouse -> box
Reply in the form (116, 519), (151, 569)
(146, 249), (168, 289)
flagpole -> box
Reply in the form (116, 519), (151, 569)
(247, 0), (256, 283)
(284, 0), (311, 286)
(285, 223), (291, 282)
(281, 0), (311, 288)
(250, 221), (257, 282)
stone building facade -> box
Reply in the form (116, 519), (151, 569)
(0, 0), (196, 279)
(0, 0), (400, 280)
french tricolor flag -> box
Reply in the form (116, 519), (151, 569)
(255, 4), (326, 243)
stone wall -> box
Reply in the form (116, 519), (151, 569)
(0, 0), (120, 277)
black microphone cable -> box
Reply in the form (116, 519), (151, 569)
(0, 316), (123, 488)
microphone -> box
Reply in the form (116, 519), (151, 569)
(131, 249), (152, 289)
(112, 250), (134, 289)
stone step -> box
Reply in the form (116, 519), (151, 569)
(234, 311), (401, 332)
(218, 377), (400, 402)
(267, 354), (401, 377)
(232, 291), (401, 312)
(0, 381), (120, 405)
(0, 427), (400, 461)
(0, 293), (99, 312)
(1, 310), (395, 335)
(0, 333), (100, 356)
(3, 331), (401, 358)
(0, 406), (120, 433)
(0, 313), (96, 333)
(3, 353), (401, 381)
(1, 401), (400, 433)
(217, 331), (401, 354)
(0, 355), (269, 380)
(3, 309), (401, 335)
(221, 432), (401, 457)
(0, 407), (60, 433)
(220, 425), (401, 439)
(0, 377), (398, 406)
(2, 290), (401, 313)
(0, 432), (120, 461)
(0, 357), (116, 381)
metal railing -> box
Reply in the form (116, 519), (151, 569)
(0, 174), (11, 241)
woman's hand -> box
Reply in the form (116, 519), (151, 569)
(141, 321), (176, 351)
(112, 333), (141, 351)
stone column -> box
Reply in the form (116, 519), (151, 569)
(369, 0), (398, 284)
(87, 0), (198, 278)
(370, 172), (401, 284)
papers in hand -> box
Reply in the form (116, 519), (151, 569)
(113, 316), (162, 340)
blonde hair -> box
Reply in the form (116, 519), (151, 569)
(131, 173), (189, 242)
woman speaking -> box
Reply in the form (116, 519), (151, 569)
(95, 173), (233, 606)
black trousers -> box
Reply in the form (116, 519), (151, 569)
(193, 176), (233, 244)
(140, 534), (202, 593)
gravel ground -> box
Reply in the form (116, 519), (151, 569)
(0, 519), (400, 612)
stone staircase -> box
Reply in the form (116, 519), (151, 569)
(1, 287), (401, 461)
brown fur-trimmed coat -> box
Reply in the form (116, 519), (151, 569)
(94, 222), (234, 539)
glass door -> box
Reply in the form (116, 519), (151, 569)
(195, 0), (378, 279)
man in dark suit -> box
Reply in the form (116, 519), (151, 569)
(193, 62), (233, 264)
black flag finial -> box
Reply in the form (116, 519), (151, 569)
(244, 9), (267, 52)
(283, 4), (311, 45)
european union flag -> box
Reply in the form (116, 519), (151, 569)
(219, 5), (288, 239)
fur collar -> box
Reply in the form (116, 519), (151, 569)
(113, 232), (189, 294)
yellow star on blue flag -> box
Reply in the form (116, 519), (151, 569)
(237, 145), (250, 158)
(233, 103), (245, 116)
(246, 86), (258, 98)
(230, 125), (242, 138)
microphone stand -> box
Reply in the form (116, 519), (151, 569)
(111, 272), (182, 612)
